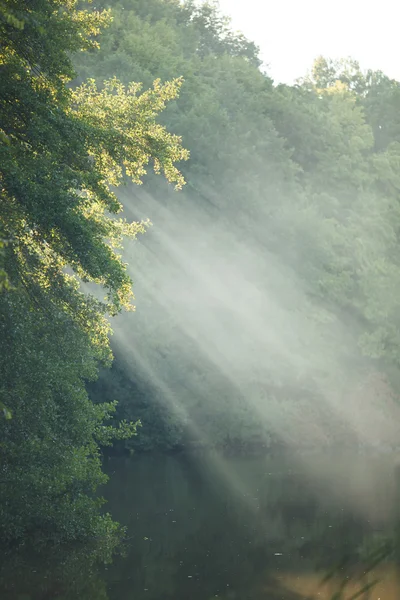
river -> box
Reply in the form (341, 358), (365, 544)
(2, 450), (400, 599)
(103, 450), (400, 600)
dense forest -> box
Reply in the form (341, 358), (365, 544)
(81, 0), (400, 454)
(2, 0), (400, 558)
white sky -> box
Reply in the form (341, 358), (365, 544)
(218, 0), (400, 83)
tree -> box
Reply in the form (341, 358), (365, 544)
(74, 0), (400, 455)
(300, 56), (400, 152)
(0, 0), (187, 545)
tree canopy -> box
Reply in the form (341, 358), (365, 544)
(0, 0), (187, 545)
(3, 0), (400, 549)
(77, 0), (400, 452)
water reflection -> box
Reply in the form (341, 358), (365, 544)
(0, 541), (112, 600)
(1, 451), (400, 600)
(104, 451), (400, 600)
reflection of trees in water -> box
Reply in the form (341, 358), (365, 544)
(315, 464), (400, 600)
(223, 539), (398, 599)
(1, 535), (396, 600)
(0, 541), (114, 600)
(104, 454), (384, 600)
(2, 454), (399, 600)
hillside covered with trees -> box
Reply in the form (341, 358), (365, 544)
(80, 1), (400, 453)
(0, 0), (187, 546)
(2, 0), (400, 552)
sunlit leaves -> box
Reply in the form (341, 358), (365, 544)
(0, 0), (188, 545)
(71, 76), (189, 190)
(76, 0), (400, 459)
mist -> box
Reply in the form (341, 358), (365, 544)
(106, 177), (400, 453)
(7, 1), (400, 596)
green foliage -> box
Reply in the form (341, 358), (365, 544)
(0, 253), (138, 544)
(3, 0), (400, 549)
(0, 0), (187, 545)
(74, 0), (400, 452)
(87, 359), (184, 452)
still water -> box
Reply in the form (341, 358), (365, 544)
(2, 450), (400, 599)
(103, 451), (400, 600)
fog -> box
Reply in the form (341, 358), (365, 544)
(103, 179), (400, 452)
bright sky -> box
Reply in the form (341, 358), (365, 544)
(218, 0), (400, 83)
